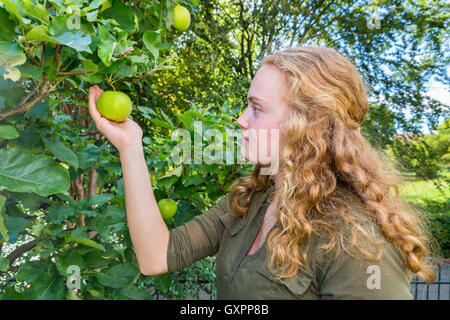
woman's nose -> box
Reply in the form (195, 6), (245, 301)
(236, 109), (248, 129)
(236, 118), (244, 129)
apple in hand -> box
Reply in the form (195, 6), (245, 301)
(96, 91), (132, 122)
(173, 5), (191, 32)
(157, 198), (178, 220)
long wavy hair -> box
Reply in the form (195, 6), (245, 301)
(229, 45), (439, 283)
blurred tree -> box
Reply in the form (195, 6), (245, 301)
(149, 0), (448, 142)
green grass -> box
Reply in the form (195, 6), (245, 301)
(398, 178), (449, 206)
(397, 172), (449, 258)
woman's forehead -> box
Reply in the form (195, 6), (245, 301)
(249, 65), (286, 104)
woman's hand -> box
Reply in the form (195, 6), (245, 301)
(88, 85), (143, 153)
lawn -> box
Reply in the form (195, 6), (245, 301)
(398, 177), (449, 206)
(398, 170), (449, 258)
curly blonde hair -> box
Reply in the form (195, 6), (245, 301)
(229, 45), (439, 283)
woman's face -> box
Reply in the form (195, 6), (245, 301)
(237, 64), (290, 173)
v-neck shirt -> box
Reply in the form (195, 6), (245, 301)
(166, 182), (413, 299)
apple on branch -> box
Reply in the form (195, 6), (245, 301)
(173, 5), (191, 32)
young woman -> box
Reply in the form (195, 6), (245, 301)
(87, 45), (438, 300)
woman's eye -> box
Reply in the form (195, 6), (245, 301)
(252, 106), (260, 114)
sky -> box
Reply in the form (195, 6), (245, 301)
(417, 79), (449, 135)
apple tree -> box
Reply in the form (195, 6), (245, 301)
(0, 0), (250, 300)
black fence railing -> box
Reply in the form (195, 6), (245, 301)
(410, 259), (450, 300)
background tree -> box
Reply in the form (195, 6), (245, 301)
(0, 0), (448, 300)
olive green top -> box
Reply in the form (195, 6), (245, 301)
(166, 181), (413, 300)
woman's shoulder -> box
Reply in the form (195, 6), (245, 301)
(308, 184), (388, 258)
(325, 184), (382, 227)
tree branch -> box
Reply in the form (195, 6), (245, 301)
(0, 239), (40, 274)
(53, 44), (62, 69)
(219, 164), (241, 192)
(55, 70), (95, 77)
(41, 43), (46, 68)
(0, 78), (51, 120)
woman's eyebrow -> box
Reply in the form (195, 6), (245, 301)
(247, 96), (267, 105)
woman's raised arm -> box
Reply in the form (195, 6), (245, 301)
(88, 85), (169, 275)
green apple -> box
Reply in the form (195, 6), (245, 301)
(96, 91), (132, 122)
(157, 198), (178, 220)
(173, 5), (190, 32)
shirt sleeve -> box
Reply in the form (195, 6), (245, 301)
(166, 193), (231, 273)
(314, 237), (413, 300)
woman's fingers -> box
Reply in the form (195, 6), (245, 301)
(88, 87), (97, 118)
(93, 85), (104, 102)
(88, 86), (103, 123)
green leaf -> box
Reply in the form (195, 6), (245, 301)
(116, 64), (136, 79)
(0, 78), (26, 111)
(164, 0), (175, 30)
(46, 203), (76, 224)
(2, 213), (31, 242)
(65, 236), (105, 252)
(41, 136), (80, 170)
(150, 118), (171, 129)
(156, 166), (183, 188)
(158, 165), (183, 179)
(76, 144), (100, 170)
(49, 14), (95, 36)
(10, 127), (44, 151)
(25, 101), (49, 118)
(119, 284), (153, 300)
(87, 205), (125, 237)
(31, 223), (45, 238)
(47, 0), (64, 10)
(100, 0), (136, 31)
(0, 124), (19, 140)
(0, 51), (26, 81)
(66, 289), (82, 300)
(0, 7), (17, 35)
(55, 193), (77, 206)
(34, 239), (55, 259)
(50, 31), (92, 53)
(0, 0), (26, 23)
(152, 272), (172, 293)
(143, 30), (161, 60)
(184, 173), (204, 186)
(95, 263), (140, 289)
(56, 250), (84, 276)
(22, 0), (49, 23)
(176, 110), (205, 129)
(16, 64), (43, 81)
(29, 272), (66, 300)
(0, 147), (70, 197)
(69, 59), (98, 75)
(0, 286), (24, 299)
(16, 260), (49, 282)
(86, 9), (99, 22)
(0, 195), (8, 242)
(87, 193), (114, 207)
(97, 38), (115, 67)
(83, 250), (110, 269)
(10, 192), (44, 211)
(0, 42), (23, 57)
(25, 25), (61, 44)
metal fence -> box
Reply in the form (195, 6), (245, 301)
(410, 259), (450, 300)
